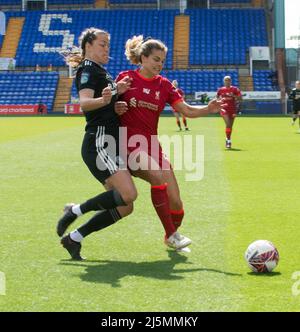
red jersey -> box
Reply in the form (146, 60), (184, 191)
(177, 88), (184, 98)
(217, 86), (241, 113)
(116, 70), (183, 136)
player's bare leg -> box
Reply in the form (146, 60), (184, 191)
(174, 112), (182, 131)
(182, 115), (189, 131)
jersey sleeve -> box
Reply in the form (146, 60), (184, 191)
(166, 80), (183, 107)
(177, 88), (184, 98)
(115, 71), (128, 83)
(217, 88), (222, 97)
(77, 66), (101, 92)
(235, 87), (242, 97)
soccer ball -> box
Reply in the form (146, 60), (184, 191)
(245, 240), (279, 273)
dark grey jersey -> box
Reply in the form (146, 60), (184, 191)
(75, 59), (119, 130)
(289, 88), (300, 111)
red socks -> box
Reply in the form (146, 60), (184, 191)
(226, 127), (232, 140)
(151, 184), (176, 238)
(170, 209), (184, 231)
(182, 117), (187, 128)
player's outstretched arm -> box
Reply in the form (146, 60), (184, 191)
(173, 99), (225, 118)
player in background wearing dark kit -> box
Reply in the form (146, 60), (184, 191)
(289, 81), (300, 132)
(115, 35), (225, 251)
(217, 76), (242, 149)
(56, 28), (137, 260)
(171, 80), (189, 131)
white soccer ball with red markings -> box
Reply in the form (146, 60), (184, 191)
(245, 240), (279, 273)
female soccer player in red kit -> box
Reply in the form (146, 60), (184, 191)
(115, 35), (225, 250)
(217, 76), (242, 149)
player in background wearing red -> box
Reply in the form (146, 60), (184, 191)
(171, 80), (189, 131)
(217, 76), (243, 149)
(115, 35), (225, 251)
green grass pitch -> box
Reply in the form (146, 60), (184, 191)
(0, 115), (300, 312)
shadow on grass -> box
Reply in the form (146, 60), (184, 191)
(225, 148), (244, 152)
(59, 250), (242, 287)
(247, 271), (281, 277)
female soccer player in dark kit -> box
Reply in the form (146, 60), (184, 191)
(56, 28), (137, 260)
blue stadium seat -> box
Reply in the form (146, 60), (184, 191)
(0, 35), (3, 50)
(253, 70), (279, 91)
(0, 72), (59, 112)
(0, 0), (21, 4)
(47, 0), (94, 3)
(0, 0), (93, 3)
(162, 69), (239, 95)
(5, 9), (178, 74)
(109, 0), (157, 3)
(212, 0), (251, 3)
(187, 9), (268, 66)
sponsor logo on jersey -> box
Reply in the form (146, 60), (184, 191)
(129, 97), (137, 108)
(81, 72), (90, 84)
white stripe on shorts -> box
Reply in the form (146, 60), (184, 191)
(95, 126), (118, 175)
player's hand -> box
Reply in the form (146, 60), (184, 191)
(102, 86), (112, 105)
(114, 101), (128, 116)
(117, 76), (133, 95)
(208, 98), (227, 114)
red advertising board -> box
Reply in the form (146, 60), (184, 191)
(0, 105), (47, 115)
(65, 104), (82, 114)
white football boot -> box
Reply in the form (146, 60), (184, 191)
(176, 247), (191, 253)
(165, 232), (192, 250)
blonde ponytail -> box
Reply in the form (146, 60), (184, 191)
(125, 35), (168, 66)
(125, 35), (144, 65)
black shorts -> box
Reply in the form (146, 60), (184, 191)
(293, 109), (300, 115)
(81, 125), (124, 184)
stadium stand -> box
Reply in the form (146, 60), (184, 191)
(0, 72), (59, 112)
(0, 0), (95, 5)
(109, 0), (157, 3)
(163, 69), (239, 94)
(12, 9), (178, 74)
(0, 5), (280, 113)
(0, 0), (21, 4)
(47, 0), (94, 3)
(212, 0), (251, 3)
(187, 9), (268, 65)
(70, 79), (78, 103)
(108, 0), (157, 8)
(253, 70), (279, 91)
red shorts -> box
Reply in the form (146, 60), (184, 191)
(120, 129), (171, 171)
(220, 109), (237, 118)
